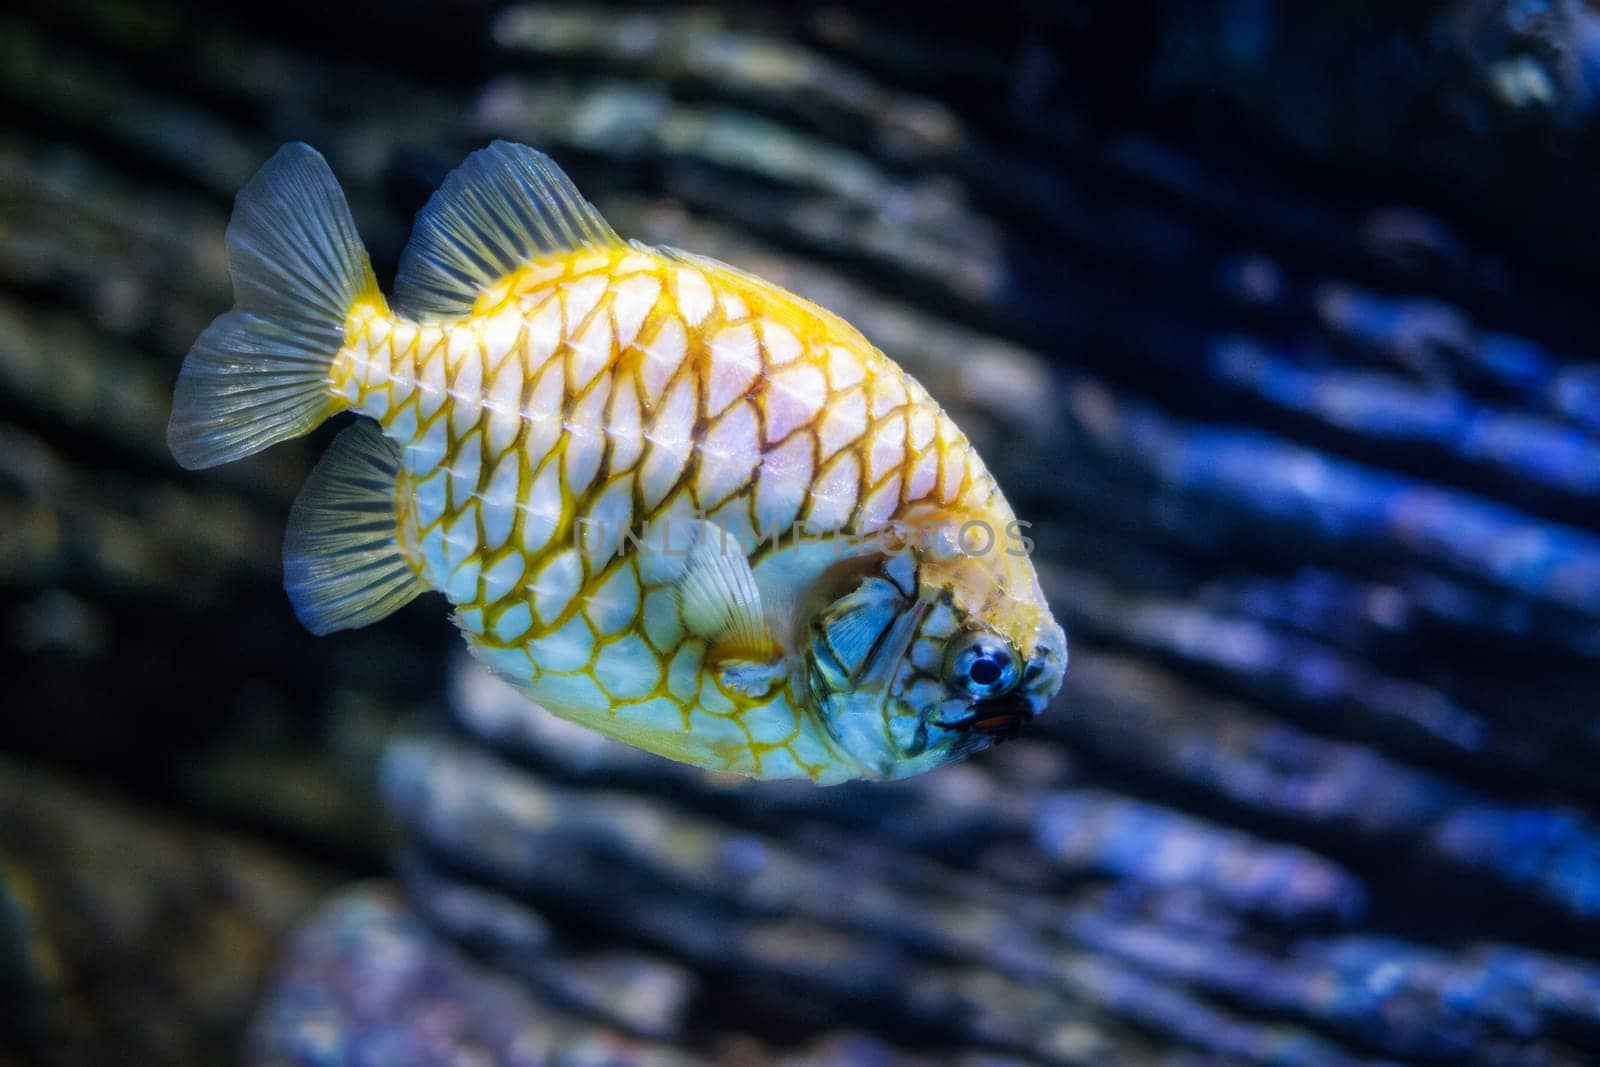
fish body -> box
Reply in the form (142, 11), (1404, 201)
(169, 142), (1066, 783)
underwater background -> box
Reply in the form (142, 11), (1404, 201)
(5, 0), (1600, 1063)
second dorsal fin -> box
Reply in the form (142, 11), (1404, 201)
(393, 141), (624, 320)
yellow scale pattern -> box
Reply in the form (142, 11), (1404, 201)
(332, 246), (996, 779)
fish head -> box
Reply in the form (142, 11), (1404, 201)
(800, 512), (1067, 780)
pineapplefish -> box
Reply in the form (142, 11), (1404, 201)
(168, 142), (1066, 783)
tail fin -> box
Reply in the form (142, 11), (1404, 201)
(167, 143), (380, 470)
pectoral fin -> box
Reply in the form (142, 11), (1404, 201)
(671, 522), (776, 659)
(639, 519), (785, 694)
(640, 521), (784, 671)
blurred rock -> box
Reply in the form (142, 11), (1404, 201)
(382, 724), (1377, 1064)
(250, 885), (963, 1066)
(247, 887), (695, 1067)
(0, 759), (330, 1066)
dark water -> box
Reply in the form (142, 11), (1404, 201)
(3, 1), (1600, 1063)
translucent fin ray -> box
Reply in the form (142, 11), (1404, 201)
(168, 143), (378, 470)
(284, 420), (425, 635)
(392, 141), (623, 319)
(667, 521), (775, 660)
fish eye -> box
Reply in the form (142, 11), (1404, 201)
(945, 631), (1020, 701)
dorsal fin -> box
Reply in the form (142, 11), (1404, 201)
(393, 141), (624, 320)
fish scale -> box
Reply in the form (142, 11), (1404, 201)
(167, 141), (1066, 783)
(331, 246), (988, 779)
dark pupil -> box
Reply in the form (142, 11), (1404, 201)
(969, 656), (1003, 686)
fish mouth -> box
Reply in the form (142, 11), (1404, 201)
(934, 691), (1036, 739)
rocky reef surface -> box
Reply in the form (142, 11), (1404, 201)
(4, 0), (1600, 1063)
(0, 759), (331, 1065)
